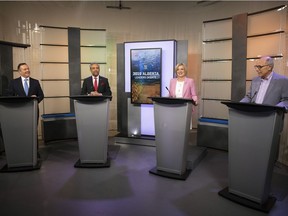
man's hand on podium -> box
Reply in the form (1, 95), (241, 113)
(89, 91), (103, 96)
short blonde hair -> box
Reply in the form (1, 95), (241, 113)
(175, 63), (187, 75)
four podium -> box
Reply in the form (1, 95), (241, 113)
(0, 96), (285, 212)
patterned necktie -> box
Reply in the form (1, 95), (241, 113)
(94, 77), (98, 91)
(24, 78), (29, 96)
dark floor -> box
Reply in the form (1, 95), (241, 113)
(0, 137), (287, 216)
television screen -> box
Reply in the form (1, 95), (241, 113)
(130, 48), (162, 104)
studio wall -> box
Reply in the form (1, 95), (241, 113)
(0, 1), (285, 131)
(0, 1), (287, 164)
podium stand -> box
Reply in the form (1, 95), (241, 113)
(149, 97), (202, 180)
(219, 101), (286, 212)
(0, 96), (40, 171)
(71, 95), (111, 168)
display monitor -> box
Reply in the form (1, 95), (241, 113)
(130, 48), (162, 104)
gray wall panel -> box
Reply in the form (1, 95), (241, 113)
(68, 27), (81, 112)
(0, 44), (13, 96)
(117, 43), (128, 135)
(177, 40), (188, 67)
(231, 13), (247, 101)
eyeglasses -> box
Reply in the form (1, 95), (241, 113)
(254, 65), (269, 70)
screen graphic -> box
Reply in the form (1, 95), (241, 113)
(130, 48), (162, 104)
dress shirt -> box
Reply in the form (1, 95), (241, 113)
(255, 72), (273, 104)
(21, 76), (29, 88)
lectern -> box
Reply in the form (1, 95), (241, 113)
(70, 95), (112, 168)
(149, 97), (202, 180)
(0, 96), (40, 171)
(219, 101), (286, 212)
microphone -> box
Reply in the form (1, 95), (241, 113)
(165, 86), (171, 97)
(250, 91), (258, 103)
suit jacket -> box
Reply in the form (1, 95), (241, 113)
(169, 77), (198, 102)
(81, 75), (112, 96)
(240, 72), (288, 109)
(6, 77), (44, 103)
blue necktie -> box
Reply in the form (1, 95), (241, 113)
(24, 78), (29, 96)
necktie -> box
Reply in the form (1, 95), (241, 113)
(94, 77), (98, 91)
(24, 78), (29, 96)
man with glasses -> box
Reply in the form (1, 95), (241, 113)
(240, 56), (288, 109)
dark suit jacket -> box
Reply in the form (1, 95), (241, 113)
(6, 77), (44, 103)
(81, 75), (112, 96)
(240, 72), (288, 109)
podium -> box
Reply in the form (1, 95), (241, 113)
(149, 97), (202, 180)
(0, 96), (40, 171)
(219, 101), (286, 212)
(70, 95), (112, 168)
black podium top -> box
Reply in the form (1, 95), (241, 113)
(221, 101), (286, 113)
(70, 95), (112, 102)
(0, 96), (38, 103)
(149, 97), (196, 105)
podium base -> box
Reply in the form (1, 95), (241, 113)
(74, 158), (110, 168)
(0, 160), (41, 172)
(218, 187), (276, 213)
(149, 167), (191, 180)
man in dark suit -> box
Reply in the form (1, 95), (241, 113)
(240, 56), (288, 110)
(5, 63), (44, 158)
(81, 63), (112, 96)
(6, 63), (44, 103)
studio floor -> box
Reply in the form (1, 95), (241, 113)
(0, 137), (287, 216)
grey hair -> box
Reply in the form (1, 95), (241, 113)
(262, 56), (274, 69)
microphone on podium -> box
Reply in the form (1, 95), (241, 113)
(165, 86), (172, 97)
(250, 91), (258, 103)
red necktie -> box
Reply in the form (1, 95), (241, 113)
(94, 77), (98, 91)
